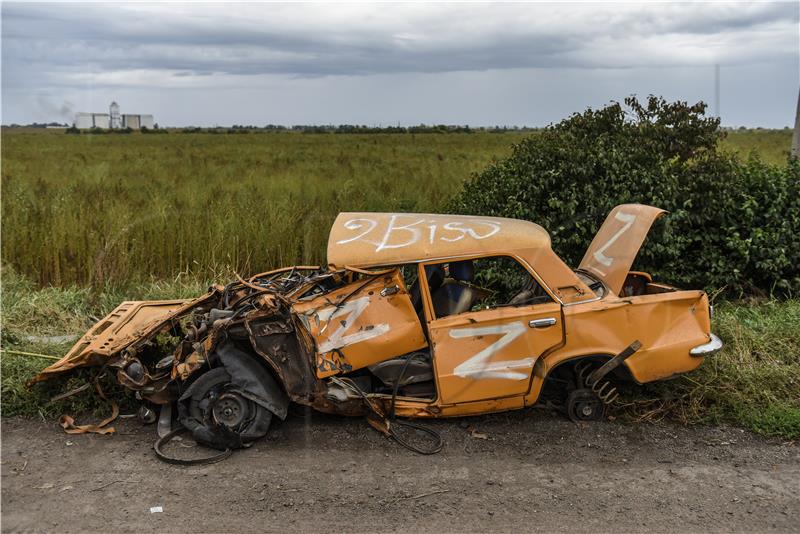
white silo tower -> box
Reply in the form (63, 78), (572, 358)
(109, 101), (121, 129)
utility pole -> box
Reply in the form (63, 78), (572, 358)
(792, 87), (800, 157)
(714, 64), (721, 121)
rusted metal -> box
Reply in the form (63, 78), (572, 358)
(27, 290), (222, 386)
(31, 204), (720, 449)
(586, 340), (642, 387)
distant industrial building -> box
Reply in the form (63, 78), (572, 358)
(73, 102), (154, 130)
(74, 112), (109, 129)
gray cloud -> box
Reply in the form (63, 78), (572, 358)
(3, 2), (797, 80)
(2, 2), (798, 127)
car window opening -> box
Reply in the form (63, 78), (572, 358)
(423, 256), (552, 319)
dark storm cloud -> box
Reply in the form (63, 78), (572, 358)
(2, 2), (797, 128)
(2, 5), (567, 79)
(2, 2), (798, 83)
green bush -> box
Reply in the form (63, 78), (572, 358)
(451, 96), (800, 297)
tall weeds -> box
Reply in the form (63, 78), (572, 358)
(2, 132), (522, 287)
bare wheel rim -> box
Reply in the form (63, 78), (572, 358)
(212, 392), (250, 428)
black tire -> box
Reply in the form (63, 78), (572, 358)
(178, 367), (272, 450)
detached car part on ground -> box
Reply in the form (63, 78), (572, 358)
(31, 204), (722, 457)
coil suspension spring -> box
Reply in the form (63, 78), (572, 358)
(575, 360), (619, 406)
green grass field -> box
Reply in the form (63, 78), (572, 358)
(2, 129), (793, 288)
(1, 128), (797, 437)
(723, 128), (795, 165)
(2, 131), (528, 287)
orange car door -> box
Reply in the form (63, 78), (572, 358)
(428, 301), (564, 405)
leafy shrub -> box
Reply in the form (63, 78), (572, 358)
(450, 96), (800, 297)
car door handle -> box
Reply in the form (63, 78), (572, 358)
(529, 318), (557, 328)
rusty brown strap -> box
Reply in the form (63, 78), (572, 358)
(58, 379), (119, 435)
(586, 339), (642, 387)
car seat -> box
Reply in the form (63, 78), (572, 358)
(431, 260), (479, 317)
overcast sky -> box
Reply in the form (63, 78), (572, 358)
(2, 2), (798, 127)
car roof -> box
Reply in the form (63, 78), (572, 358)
(327, 212), (551, 269)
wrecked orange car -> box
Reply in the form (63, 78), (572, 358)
(32, 204), (721, 454)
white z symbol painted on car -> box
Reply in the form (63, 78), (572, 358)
(593, 211), (636, 267)
(451, 322), (533, 380)
(316, 296), (390, 354)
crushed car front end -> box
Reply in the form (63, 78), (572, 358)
(30, 267), (355, 448)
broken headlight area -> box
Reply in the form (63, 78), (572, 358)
(33, 267), (350, 451)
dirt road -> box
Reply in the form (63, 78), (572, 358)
(2, 409), (798, 533)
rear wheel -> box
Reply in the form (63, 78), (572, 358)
(566, 388), (605, 422)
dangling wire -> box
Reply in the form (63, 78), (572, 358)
(386, 354), (443, 455)
(331, 369), (443, 455)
